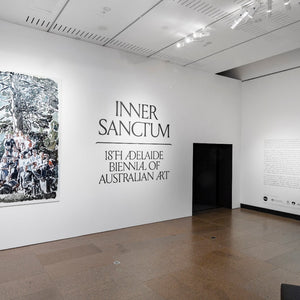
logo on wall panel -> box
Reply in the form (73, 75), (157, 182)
(263, 194), (300, 209)
(0, 71), (58, 206)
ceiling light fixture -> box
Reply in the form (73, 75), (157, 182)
(176, 41), (184, 48)
(176, 0), (293, 50)
(267, 0), (272, 12)
(267, 0), (272, 16)
(248, 2), (260, 18)
(185, 36), (193, 43)
(284, 0), (291, 9)
(193, 28), (210, 39)
(231, 10), (249, 29)
(176, 27), (210, 49)
(231, 0), (262, 29)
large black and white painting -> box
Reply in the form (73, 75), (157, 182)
(0, 71), (58, 206)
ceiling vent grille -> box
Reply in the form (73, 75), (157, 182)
(25, 15), (51, 30)
(174, 0), (227, 21)
(222, 13), (238, 25)
(267, 11), (293, 27)
(50, 24), (110, 45)
(233, 0), (251, 5)
(107, 40), (155, 56)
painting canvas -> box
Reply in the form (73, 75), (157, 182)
(0, 71), (58, 206)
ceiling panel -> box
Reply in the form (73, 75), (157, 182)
(152, 23), (255, 65)
(0, 0), (68, 31)
(152, 0), (300, 66)
(152, 52), (191, 66)
(191, 20), (300, 73)
(49, 0), (161, 46)
(106, 0), (243, 53)
(0, 0), (299, 74)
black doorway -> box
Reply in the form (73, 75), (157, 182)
(193, 143), (232, 214)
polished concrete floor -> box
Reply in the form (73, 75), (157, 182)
(0, 208), (300, 300)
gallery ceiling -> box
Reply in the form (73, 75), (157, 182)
(0, 0), (300, 74)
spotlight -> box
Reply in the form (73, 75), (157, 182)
(231, 0), (261, 29)
(176, 41), (184, 48)
(193, 31), (203, 39)
(284, 0), (291, 9)
(248, 0), (261, 19)
(267, 0), (272, 15)
(193, 29), (210, 39)
(185, 36), (193, 43)
(231, 11), (249, 29)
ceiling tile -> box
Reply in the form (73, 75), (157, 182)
(0, 0), (299, 73)
(153, 0), (300, 67)
(49, 0), (161, 45)
(191, 20), (300, 73)
(0, 0), (68, 31)
(106, 0), (242, 52)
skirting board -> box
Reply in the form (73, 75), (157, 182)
(240, 204), (300, 221)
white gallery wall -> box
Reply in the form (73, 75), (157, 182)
(0, 20), (241, 250)
(241, 67), (300, 215)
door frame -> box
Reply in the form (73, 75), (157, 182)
(192, 143), (233, 214)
